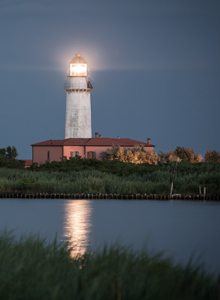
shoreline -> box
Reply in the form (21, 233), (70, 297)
(0, 192), (219, 201)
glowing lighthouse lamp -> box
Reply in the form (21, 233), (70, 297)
(64, 53), (93, 139)
(70, 62), (87, 76)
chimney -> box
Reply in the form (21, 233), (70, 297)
(95, 132), (99, 138)
(147, 138), (151, 145)
(117, 136), (120, 139)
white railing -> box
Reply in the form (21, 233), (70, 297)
(64, 82), (93, 90)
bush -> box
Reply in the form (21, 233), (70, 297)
(16, 177), (36, 192)
(0, 157), (25, 169)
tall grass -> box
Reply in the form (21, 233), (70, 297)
(0, 167), (219, 195)
(0, 231), (218, 300)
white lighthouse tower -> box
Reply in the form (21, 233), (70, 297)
(64, 53), (93, 139)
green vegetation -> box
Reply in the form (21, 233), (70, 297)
(0, 231), (218, 300)
(0, 146), (18, 159)
(0, 161), (220, 194)
(0, 146), (24, 169)
(0, 146), (219, 194)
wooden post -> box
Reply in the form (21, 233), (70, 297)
(203, 187), (206, 199)
(170, 161), (177, 197)
(170, 182), (174, 197)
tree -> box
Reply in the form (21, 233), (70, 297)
(0, 148), (6, 157)
(173, 147), (202, 163)
(101, 145), (160, 164)
(5, 146), (18, 159)
(158, 150), (181, 163)
(0, 146), (23, 168)
(0, 146), (18, 159)
(11, 146), (18, 159)
(204, 150), (220, 163)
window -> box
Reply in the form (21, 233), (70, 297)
(87, 151), (96, 159)
(70, 151), (79, 157)
(47, 151), (50, 161)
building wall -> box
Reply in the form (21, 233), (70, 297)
(144, 146), (154, 151)
(32, 146), (63, 165)
(33, 145), (155, 165)
(85, 146), (109, 160)
(63, 146), (84, 159)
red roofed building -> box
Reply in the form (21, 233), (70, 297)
(31, 134), (155, 165)
(22, 159), (33, 168)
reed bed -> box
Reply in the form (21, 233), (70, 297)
(0, 231), (218, 300)
(0, 166), (219, 195)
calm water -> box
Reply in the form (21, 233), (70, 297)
(0, 199), (219, 273)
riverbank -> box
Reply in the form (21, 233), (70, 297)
(0, 163), (219, 195)
(0, 232), (218, 300)
(0, 192), (219, 200)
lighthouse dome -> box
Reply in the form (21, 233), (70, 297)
(70, 53), (87, 64)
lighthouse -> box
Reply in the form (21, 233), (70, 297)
(64, 53), (93, 139)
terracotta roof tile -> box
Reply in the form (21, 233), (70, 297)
(85, 138), (154, 147)
(31, 140), (66, 146)
(63, 138), (90, 146)
(31, 138), (155, 147)
(22, 159), (33, 166)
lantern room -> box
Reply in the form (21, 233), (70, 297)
(69, 53), (87, 77)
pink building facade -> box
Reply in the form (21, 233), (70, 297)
(31, 137), (155, 165)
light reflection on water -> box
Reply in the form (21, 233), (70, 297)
(0, 199), (219, 273)
(60, 199), (220, 274)
(63, 200), (92, 255)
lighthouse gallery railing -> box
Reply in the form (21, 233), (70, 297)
(64, 81), (93, 90)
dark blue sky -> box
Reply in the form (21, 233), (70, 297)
(0, 0), (219, 159)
